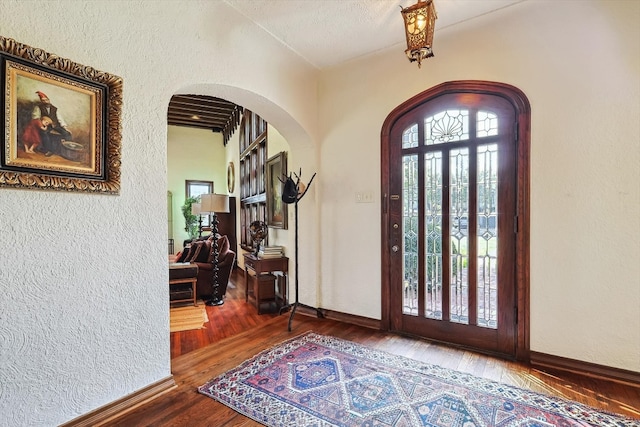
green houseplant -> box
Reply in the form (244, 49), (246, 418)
(181, 196), (200, 239)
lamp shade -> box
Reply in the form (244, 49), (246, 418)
(200, 193), (230, 214)
(191, 202), (202, 215)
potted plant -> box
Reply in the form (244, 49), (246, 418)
(181, 196), (200, 239)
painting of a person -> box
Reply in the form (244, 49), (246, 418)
(31, 91), (72, 156)
(21, 116), (52, 153)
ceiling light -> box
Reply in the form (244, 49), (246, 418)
(191, 115), (200, 120)
(400, 0), (437, 68)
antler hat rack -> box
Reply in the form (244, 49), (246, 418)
(278, 169), (322, 331)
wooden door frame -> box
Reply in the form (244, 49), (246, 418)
(380, 80), (531, 362)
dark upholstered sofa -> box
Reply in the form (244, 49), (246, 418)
(175, 234), (236, 304)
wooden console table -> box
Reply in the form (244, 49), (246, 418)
(243, 253), (288, 313)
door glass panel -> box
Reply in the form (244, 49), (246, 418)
(402, 154), (419, 315)
(477, 111), (498, 138)
(477, 143), (498, 328)
(425, 110), (469, 145)
(401, 109), (504, 329)
(402, 124), (419, 149)
(424, 151), (443, 319)
(450, 148), (469, 324)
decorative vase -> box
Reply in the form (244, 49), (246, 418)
(249, 220), (268, 256)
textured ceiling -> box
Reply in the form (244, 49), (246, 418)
(224, 0), (527, 69)
(171, 0), (527, 136)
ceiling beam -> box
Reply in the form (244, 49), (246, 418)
(167, 94), (244, 145)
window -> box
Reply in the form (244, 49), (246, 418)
(186, 180), (213, 199)
(186, 180), (213, 227)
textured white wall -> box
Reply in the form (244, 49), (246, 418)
(0, 1), (318, 425)
(317, 0), (640, 372)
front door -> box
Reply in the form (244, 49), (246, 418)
(382, 82), (528, 358)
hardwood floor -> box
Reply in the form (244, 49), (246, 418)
(107, 269), (640, 425)
(170, 269), (277, 359)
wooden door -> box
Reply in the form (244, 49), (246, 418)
(382, 82), (530, 359)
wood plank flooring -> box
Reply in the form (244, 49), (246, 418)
(107, 269), (640, 425)
(170, 269), (281, 359)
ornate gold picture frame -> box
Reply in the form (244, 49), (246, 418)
(0, 36), (122, 194)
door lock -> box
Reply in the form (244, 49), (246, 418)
(391, 245), (399, 252)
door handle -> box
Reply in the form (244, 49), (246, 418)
(391, 245), (399, 252)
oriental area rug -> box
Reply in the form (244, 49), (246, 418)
(169, 304), (208, 333)
(199, 332), (639, 427)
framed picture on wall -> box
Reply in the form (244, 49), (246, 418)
(266, 151), (287, 229)
(186, 180), (213, 227)
(0, 36), (122, 194)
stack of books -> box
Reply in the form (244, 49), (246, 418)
(258, 246), (285, 259)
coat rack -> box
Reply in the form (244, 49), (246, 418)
(279, 170), (323, 331)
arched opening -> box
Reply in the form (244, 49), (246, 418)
(166, 85), (312, 360)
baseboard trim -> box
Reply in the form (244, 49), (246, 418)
(291, 305), (381, 330)
(530, 351), (640, 387)
(61, 376), (177, 427)
(319, 308), (382, 330)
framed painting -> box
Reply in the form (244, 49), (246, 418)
(266, 151), (287, 229)
(0, 36), (122, 194)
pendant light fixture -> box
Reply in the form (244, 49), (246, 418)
(400, 0), (437, 68)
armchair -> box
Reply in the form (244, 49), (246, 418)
(193, 235), (236, 303)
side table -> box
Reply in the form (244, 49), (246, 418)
(169, 262), (198, 306)
(243, 253), (288, 313)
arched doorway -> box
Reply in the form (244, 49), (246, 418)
(166, 86), (315, 360)
(381, 81), (530, 360)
